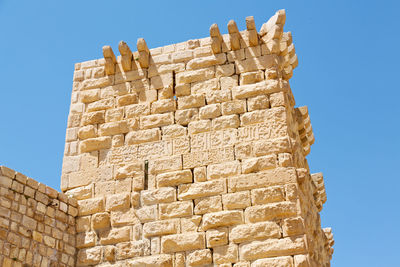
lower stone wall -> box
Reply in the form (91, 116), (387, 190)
(0, 166), (78, 267)
(70, 164), (318, 266)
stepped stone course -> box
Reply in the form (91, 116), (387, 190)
(0, 9), (333, 267)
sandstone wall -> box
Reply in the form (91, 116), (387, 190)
(0, 166), (78, 267)
(61, 10), (333, 267)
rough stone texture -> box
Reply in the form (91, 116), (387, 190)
(0, 168), (77, 266)
(0, 9), (334, 267)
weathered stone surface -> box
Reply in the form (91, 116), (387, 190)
(206, 227), (228, 247)
(156, 170), (192, 187)
(56, 11), (332, 267)
(127, 254), (173, 267)
(245, 201), (298, 223)
(213, 243), (239, 264)
(251, 256), (294, 267)
(228, 167), (297, 192)
(207, 161), (241, 180)
(201, 210), (243, 230)
(161, 232), (205, 253)
(106, 193), (130, 211)
(140, 113), (174, 129)
(125, 128), (161, 145)
(79, 136), (112, 153)
(194, 195), (222, 215)
(141, 187), (176, 205)
(143, 219), (180, 237)
(239, 236), (307, 261)
(222, 191), (251, 210)
(178, 179), (226, 200)
(230, 221), (281, 243)
(187, 249), (213, 266)
(187, 54), (226, 70)
(159, 201), (193, 219)
(251, 186), (285, 205)
(78, 198), (105, 215)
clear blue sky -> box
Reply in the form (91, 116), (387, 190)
(0, 1), (399, 266)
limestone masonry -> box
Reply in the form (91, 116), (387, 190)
(0, 9), (334, 267)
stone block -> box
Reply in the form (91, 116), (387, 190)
(116, 240), (149, 260)
(241, 155), (277, 174)
(235, 55), (279, 74)
(220, 75), (238, 90)
(78, 125), (97, 140)
(79, 89), (100, 103)
(245, 201), (297, 223)
(247, 95), (270, 111)
(282, 217), (305, 237)
(111, 208), (140, 226)
(187, 53), (226, 69)
(251, 256), (294, 267)
(100, 226), (131, 245)
(175, 108), (199, 125)
(161, 232), (205, 253)
(150, 72), (173, 90)
(159, 201), (193, 219)
(213, 243), (238, 264)
(228, 167), (297, 192)
(194, 195), (222, 215)
(125, 129), (161, 145)
(81, 111), (105, 126)
(176, 67), (215, 84)
(79, 136), (111, 153)
(230, 221), (281, 243)
(87, 98), (114, 112)
(149, 155), (182, 175)
(151, 99), (176, 114)
(201, 210), (243, 230)
(194, 167), (207, 182)
(251, 186), (285, 205)
(212, 114), (240, 130)
(156, 170), (192, 187)
(143, 219), (180, 237)
(186, 249), (212, 266)
(76, 231), (96, 248)
(221, 100), (246, 115)
(188, 120), (212, 134)
(239, 236), (307, 261)
(99, 121), (129, 136)
(178, 94), (205, 109)
(191, 78), (220, 94)
(125, 103), (151, 118)
(207, 161), (241, 180)
(140, 113), (174, 129)
(106, 193), (130, 211)
(77, 247), (102, 265)
(178, 179), (226, 200)
(216, 63), (235, 77)
(141, 187), (176, 205)
(222, 191), (250, 210)
(240, 70), (264, 85)
(206, 89), (232, 104)
(232, 80), (280, 99)
(206, 227), (228, 247)
(126, 254), (173, 266)
(199, 104), (221, 120)
(294, 255), (309, 267)
(78, 197), (105, 216)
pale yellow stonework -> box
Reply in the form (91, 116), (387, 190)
(0, 9), (333, 267)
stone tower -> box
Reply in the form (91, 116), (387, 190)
(61, 9), (333, 267)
